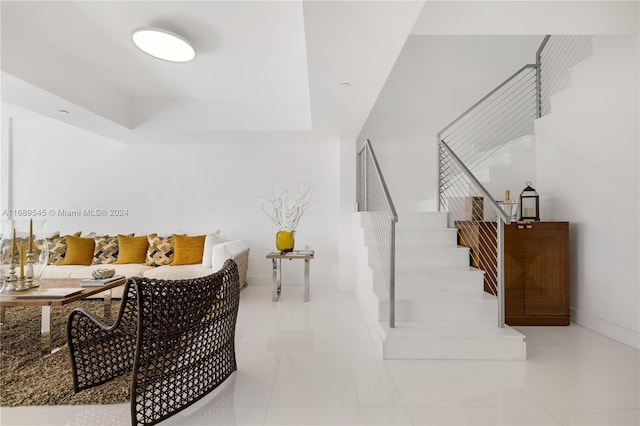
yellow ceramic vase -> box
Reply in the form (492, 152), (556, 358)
(276, 230), (295, 252)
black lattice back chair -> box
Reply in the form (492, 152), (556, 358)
(67, 259), (240, 426)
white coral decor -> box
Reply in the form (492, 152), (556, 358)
(261, 182), (312, 231)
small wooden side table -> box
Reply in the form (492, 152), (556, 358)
(266, 250), (315, 302)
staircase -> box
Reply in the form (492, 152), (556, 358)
(355, 211), (526, 360)
(355, 35), (596, 360)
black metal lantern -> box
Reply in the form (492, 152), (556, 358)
(519, 181), (540, 221)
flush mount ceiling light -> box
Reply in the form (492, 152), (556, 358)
(131, 27), (196, 63)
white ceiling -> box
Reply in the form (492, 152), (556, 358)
(4, 1), (634, 145)
(0, 1), (425, 144)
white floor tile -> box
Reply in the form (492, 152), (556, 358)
(0, 404), (130, 426)
(545, 408), (640, 425)
(263, 407), (413, 425)
(406, 407), (562, 425)
(386, 359), (515, 385)
(396, 383), (539, 408)
(234, 343), (283, 406)
(1, 286), (638, 426)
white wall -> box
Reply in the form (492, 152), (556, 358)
(358, 35), (543, 212)
(1, 102), (341, 288)
(535, 36), (639, 349)
(338, 137), (359, 292)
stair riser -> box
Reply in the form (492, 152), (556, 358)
(367, 244), (469, 265)
(367, 253), (470, 269)
(395, 249), (470, 267)
(359, 212), (449, 229)
(373, 272), (484, 290)
(396, 213), (448, 228)
(364, 229), (457, 246)
(378, 301), (497, 322)
(384, 338), (526, 360)
(395, 229), (458, 245)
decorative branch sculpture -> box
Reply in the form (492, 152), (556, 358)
(260, 182), (313, 231)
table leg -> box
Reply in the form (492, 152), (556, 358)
(272, 258), (282, 302)
(304, 258), (310, 302)
(103, 289), (112, 320)
(40, 305), (52, 357)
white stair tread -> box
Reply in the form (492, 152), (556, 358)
(396, 241), (460, 248)
(396, 265), (483, 274)
(374, 287), (496, 302)
(396, 227), (452, 231)
(381, 321), (525, 340)
(394, 264), (481, 274)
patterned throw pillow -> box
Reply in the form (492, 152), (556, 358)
(93, 235), (120, 264)
(146, 234), (174, 266)
(47, 231), (81, 265)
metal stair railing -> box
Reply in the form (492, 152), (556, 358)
(537, 35), (592, 117)
(437, 35), (592, 328)
(357, 139), (398, 328)
(438, 140), (510, 327)
(438, 64), (538, 175)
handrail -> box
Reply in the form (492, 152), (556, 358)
(439, 140), (510, 225)
(535, 35), (551, 118)
(438, 64), (537, 138)
(537, 35), (592, 117)
(358, 140), (398, 221)
(357, 139), (398, 328)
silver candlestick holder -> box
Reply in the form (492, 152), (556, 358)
(24, 249), (35, 287)
(3, 261), (17, 291)
(14, 250), (37, 291)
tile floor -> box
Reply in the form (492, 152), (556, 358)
(1, 285), (638, 426)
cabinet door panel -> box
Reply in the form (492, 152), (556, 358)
(523, 223), (569, 316)
(504, 225), (525, 317)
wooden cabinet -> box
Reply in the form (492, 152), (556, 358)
(457, 221), (570, 326)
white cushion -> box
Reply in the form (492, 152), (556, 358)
(40, 265), (87, 279)
(143, 265), (212, 280)
(41, 264), (153, 279)
(201, 233), (229, 268)
(212, 240), (248, 272)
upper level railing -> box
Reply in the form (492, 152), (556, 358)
(357, 139), (398, 328)
(437, 35), (592, 328)
(438, 64), (538, 174)
(537, 35), (592, 117)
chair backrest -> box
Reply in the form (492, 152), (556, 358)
(129, 259), (240, 426)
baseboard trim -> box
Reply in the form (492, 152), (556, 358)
(572, 308), (639, 350)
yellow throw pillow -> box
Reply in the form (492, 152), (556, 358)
(60, 236), (95, 266)
(115, 234), (149, 264)
(47, 231), (82, 265)
(171, 234), (206, 266)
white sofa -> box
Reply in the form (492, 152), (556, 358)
(40, 237), (249, 298)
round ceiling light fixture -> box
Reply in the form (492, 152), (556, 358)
(131, 27), (196, 63)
